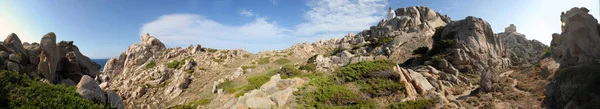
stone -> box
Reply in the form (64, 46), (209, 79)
(260, 74), (282, 93)
(230, 67), (244, 80)
(141, 33), (166, 51)
(76, 75), (106, 103)
(245, 97), (276, 109)
(0, 51), (9, 59)
(8, 53), (21, 63)
(24, 43), (41, 65)
(270, 88), (294, 107)
(4, 33), (28, 60)
(408, 69), (435, 94)
(106, 91), (124, 109)
(7, 61), (20, 71)
(38, 32), (59, 83)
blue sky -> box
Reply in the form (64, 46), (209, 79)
(0, 0), (598, 59)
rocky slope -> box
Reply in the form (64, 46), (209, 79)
(96, 6), (600, 109)
(0, 32), (122, 108)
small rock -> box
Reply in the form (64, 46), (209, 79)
(245, 97), (275, 109)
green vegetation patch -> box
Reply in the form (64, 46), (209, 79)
(168, 98), (212, 109)
(387, 99), (435, 109)
(279, 65), (303, 77)
(369, 36), (394, 47)
(274, 58), (291, 65)
(358, 78), (403, 97)
(216, 80), (237, 93)
(258, 57), (270, 65)
(337, 60), (396, 82)
(0, 70), (106, 108)
(145, 61), (157, 70)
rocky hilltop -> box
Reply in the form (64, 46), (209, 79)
(2, 5), (598, 109)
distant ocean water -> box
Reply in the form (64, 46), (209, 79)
(91, 59), (109, 71)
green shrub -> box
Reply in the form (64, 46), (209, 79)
(245, 75), (271, 91)
(204, 48), (218, 53)
(258, 57), (270, 65)
(299, 63), (317, 72)
(185, 69), (194, 74)
(412, 47), (429, 56)
(337, 60), (396, 82)
(0, 70), (106, 108)
(241, 66), (255, 71)
(167, 60), (181, 69)
(387, 99), (435, 109)
(279, 65), (303, 77)
(145, 62), (157, 70)
(243, 54), (251, 58)
(358, 78), (403, 97)
(296, 77), (361, 108)
(369, 36), (394, 47)
(274, 58), (291, 65)
(168, 105), (195, 109)
(216, 80), (237, 93)
(198, 68), (207, 71)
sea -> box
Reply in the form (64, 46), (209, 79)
(91, 59), (109, 72)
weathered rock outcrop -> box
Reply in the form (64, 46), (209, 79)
(544, 7), (600, 109)
(433, 16), (511, 92)
(551, 7), (600, 68)
(499, 24), (548, 67)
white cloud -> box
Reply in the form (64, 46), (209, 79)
(292, 0), (387, 42)
(240, 9), (255, 17)
(139, 14), (289, 52)
(140, 0), (388, 52)
(270, 0), (278, 5)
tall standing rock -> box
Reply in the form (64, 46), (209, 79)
(437, 16), (511, 92)
(38, 32), (59, 83)
(544, 7), (600, 109)
(551, 7), (600, 68)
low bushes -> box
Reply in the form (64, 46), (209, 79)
(387, 99), (435, 109)
(274, 58), (291, 65)
(0, 70), (106, 108)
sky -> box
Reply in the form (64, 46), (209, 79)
(0, 0), (598, 59)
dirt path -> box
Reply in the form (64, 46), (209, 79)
(499, 70), (525, 93)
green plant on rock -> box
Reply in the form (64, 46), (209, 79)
(296, 77), (361, 108)
(145, 61), (157, 70)
(279, 65), (303, 77)
(369, 36), (394, 47)
(337, 60), (396, 82)
(358, 78), (404, 97)
(167, 60), (181, 69)
(245, 75), (271, 91)
(387, 99), (435, 109)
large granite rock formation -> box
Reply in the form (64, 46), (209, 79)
(544, 7), (600, 109)
(499, 24), (548, 67)
(434, 16), (511, 92)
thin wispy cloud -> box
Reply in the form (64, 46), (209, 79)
(240, 9), (255, 17)
(140, 0), (388, 52)
(270, 0), (279, 5)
